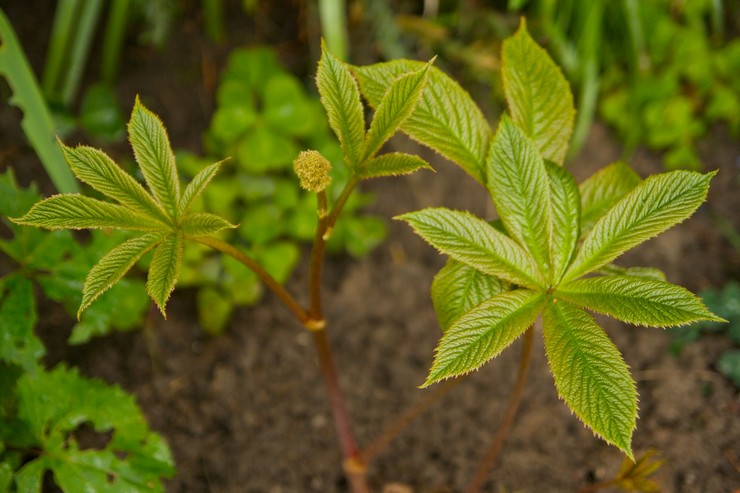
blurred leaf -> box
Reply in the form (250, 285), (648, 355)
(197, 286), (234, 335)
(79, 83), (125, 142)
(717, 350), (740, 387)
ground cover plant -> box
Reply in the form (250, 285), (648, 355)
(2, 14), (725, 493)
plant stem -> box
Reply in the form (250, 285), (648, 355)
(192, 236), (311, 325)
(360, 376), (463, 465)
(467, 324), (536, 493)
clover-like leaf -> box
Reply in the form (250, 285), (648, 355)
(353, 60), (491, 184)
(542, 301), (637, 459)
(502, 19), (575, 165)
(557, 275), (724, 327)
(316, 41), (365, 169)
(12, 99), (233, 317)
(563, 170), (715, 283)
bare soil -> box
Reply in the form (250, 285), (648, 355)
(2, 2), (739, 492)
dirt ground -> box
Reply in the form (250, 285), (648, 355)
(2, 2), (739, 492)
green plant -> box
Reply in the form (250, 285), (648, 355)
(5, 21), (723, 493)
(177, 46), (387, 334)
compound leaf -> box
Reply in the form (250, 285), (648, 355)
(60, 143), (168, 223)
(545, 160), (580, 284)
(128, 97), (181, 216)
(502, 19), (575, 164)
(487, 116), (551, 277)
(316, 41), (365, 168)
(542, 301), (637, 458)
(79, 232), (164, 318)
(363, 61), (431, 160)
(580, 162), (641, 237)
(557, 275), (724, 327)
(431, 259), (506, 332)
(358, 152), (432, 180)
(178, 160), (225, 217)
(424, 290), (545, 386)
(180, 212), (236, 237)
(563, 171), (715, 283)
(353, 61), (490, 184)
(13, 194), (166, 231)
(397, 208), (544, 289)
(146, 233), (184, 316)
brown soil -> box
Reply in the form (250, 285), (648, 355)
(2, 2), (739, 492)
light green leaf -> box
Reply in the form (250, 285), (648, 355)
(79, 233), (164, 318)
(60, 143), (169, 223)
(424, 290), (545, 386)
(431, 259), (506, 332)
(487, 116), (551, 277)
(128, 97), (181, 216)
(358, 152), (432, 179)
(12, 194), (167, 231)
(397, 208), (544, 290)
(542, 301), (637, 458)
(545, 161), (580, 284)
(563, 171), (715, 283)
(316, 41), (365, 168)
(180, 212), (236, 237)
(363, 61), (431, 160)
(146, 233), (184, 316)
(178, 160), (225, 217)
(502, 19), (575, 164)
(557, 275), (724, 327)
(580, 162), (641, 237)
(598, 264), (667, 282)
(353, 61), (490, 184)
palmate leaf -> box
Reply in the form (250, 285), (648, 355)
(542, 301), (637, 459)
(431, 259), (506, 332)
(580, 162), (641, 237)
(546, 161), (580, 284)
(397, 208), (544, 290)
(14, 195), (166, 231)
(557, 275), (724, 327)
(353, 60), (490, 184)
(424, 290), (545, 386)
(563, 170), (715, 283)
(128, 97), (181, 217)
(178, 160), (225, 217)
(502, 19), (575, 165)
(357, 152), (432, 180)
(487, 116), (551, 277)
(179, 212), (235, 237)
(147, 233), (184, 316)
(363, 61), (431, 160)
(316, 41), (365, 168)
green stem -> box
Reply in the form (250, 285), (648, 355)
(467, 324), (535, 493)
(101, 0), (130, 83)
(318, 0), (349, 61)
(191, 236), (311, 325)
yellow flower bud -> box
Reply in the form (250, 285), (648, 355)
(293, 150), (332, 192)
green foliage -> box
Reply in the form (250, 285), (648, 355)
(13, 98), (235, 317)
(396, 22), (721, 458)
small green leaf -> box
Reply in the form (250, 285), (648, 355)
(60, 143), (169, 222)
(0, 274), (43, 372)
(580, 162), (641, 237)
(358, 152), (432, 179)
(363, 61), (431, 160)
(598, 264), (667, 282)
(397, 208), (544, 289)
(431, 259), (506, 331)
(128, 97), (181, 216)
(502, 19), (575, 164)
(179, 160), (226, 217)
(79, 233), (164, 318)
(424, 290), (545, 386)
(487, 116), (551, 278)
(316, 41), (365, 168)
(557, 275), (724, 327)
(147, 233), (184, 316)
(13, 194), (167, 231)
(563, 170), (715, 283)
(545, 161), (580, 284)
(542, 301), (637, 458)
(180, 212), (236, 237)
(353, 61), (490, 184)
